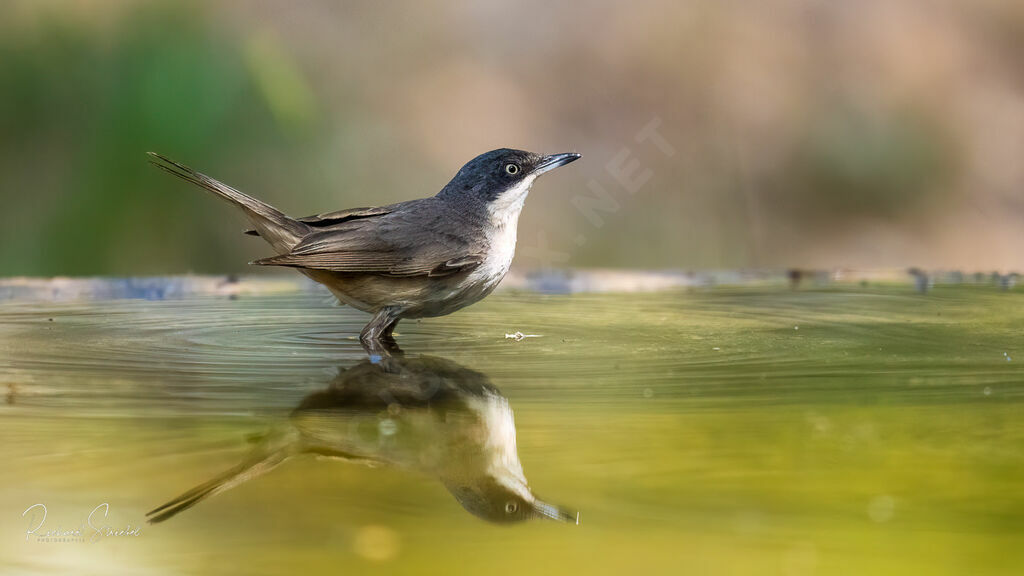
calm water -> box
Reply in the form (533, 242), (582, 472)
(1, 283), (1022, 575)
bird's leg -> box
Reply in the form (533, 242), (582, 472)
(360, 308), (404, 363)
(382, 317), (400, 339)
(360, 307), (399, 342)
(360, 308), (402, 343)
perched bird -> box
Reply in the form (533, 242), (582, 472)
(146, 354), (578, 525)
(148, 150), (580, 349)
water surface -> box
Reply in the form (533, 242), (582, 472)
(1, 283), (1022, 574)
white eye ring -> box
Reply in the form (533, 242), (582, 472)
(505, 502), (518, 513)
(505, 163), (520, 175)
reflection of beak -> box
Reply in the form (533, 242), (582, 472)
(533, 152), (582, 175)
(533, 500), (580, 525)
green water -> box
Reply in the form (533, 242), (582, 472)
(1, 285), (1022, 575)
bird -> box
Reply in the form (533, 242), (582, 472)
(146, 353), (578, 525)
(148, 149), (581, 351)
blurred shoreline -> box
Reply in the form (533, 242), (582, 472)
(0, 268), (1018, 301)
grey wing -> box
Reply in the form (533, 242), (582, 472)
(252, 207), (483, 277)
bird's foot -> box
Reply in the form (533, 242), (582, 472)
(360, 308), (404, 367)
(360, 333), (404, 372)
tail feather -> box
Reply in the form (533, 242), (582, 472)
(147, 152), (309, 252)
(147, 432), (296, 524)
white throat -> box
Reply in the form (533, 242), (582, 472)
(487, 176), (536, 224)
(477, 176), (535, 284)
(471, 392), (531, 500)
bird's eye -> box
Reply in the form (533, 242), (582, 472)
(505, 502), (518, 514)
(505, 163), (520, 175)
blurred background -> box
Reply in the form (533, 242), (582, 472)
(1, 0), (1023, 277)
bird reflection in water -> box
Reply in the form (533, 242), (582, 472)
(147, 351), (578, 525)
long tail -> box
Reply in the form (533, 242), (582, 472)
(146, 431), (297, 524)
(147, 152), (310, 253)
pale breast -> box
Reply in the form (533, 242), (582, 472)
(420, 194), (524, 316)
(470, 218), (518, 288)
(311, 180), (532, 319)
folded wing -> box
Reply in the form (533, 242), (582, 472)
(244, 204), (400, 236)
(252, 203), (483, 277)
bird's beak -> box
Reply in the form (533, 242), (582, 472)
(533, 152), (582, 175)
(533, 499), (580, 525)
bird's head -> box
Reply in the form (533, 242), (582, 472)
(444, 475), (579, 525)
(438, 148), (581, 214)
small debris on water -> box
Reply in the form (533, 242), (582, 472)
(794, 326), (799, 330)
(505, 331), (541, 341)
(712, 347), (721, 351)
(1004, 352), (1012, 362)
(983, 387), (992, 396)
